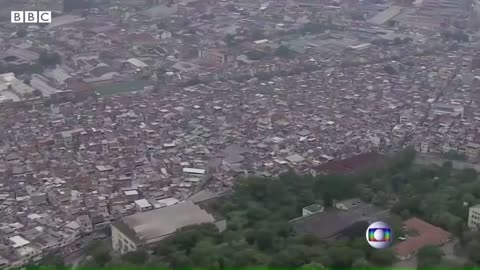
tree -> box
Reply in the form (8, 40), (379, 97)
(246, 50), (267, 61)
(182, 76), (202, 87)
(190, 240), (220, 269)
(442, 30), (469, 42)
(38, 51), (61, 68)
(92, 248), (111, 267)
(224, 34), (235, 46)
(323, 192), (333, 208)
(138, 150), (478, 270)
(122, 249), (149, 265)
(384, 65), (398, 75)
(270, 243), (322, 267)
(36, 254), (65, 269)
(16, 28), (27, 37)
(29, 63), (44, 74)
(327, 244), (355, 267)
(99, 50), (116, 61)
(372, 39), (389, 46)
(245, 228), (274, 251)
(444, 150), (467, 161)
(369, 249), (396, 266)
(466, 240), (480, 263)
(301, 261), (326, 269)
(438, 161), (453, 180)
(350, 11), (365, 21)
(301, 23), (325, 34)
(250, 30), (266, 40)
(169, 250), (193, 268)
(352, 257), (370, 268)
(275, 45), (293, 58)
(417, 245), (444, 268)
(236, 248), (270, 267)
(457, 168), (478, 183)
(87, 241), (111, 267)
(390, 147), (416, 172)
(33, 89), (42, 97)
(144, 255), (170, 268)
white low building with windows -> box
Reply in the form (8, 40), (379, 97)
(468, 204), (480, 230)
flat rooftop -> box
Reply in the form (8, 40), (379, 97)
(114, 201), (215, 245)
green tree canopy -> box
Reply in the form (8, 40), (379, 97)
(38, 51), (61, 68)
(417, 245), (444, 268)
(121, 249), (149, 265)
(87, 240), (112, 267)
(275, 45), (294, 58)
(369, 249), (396, 266)
(101, 149), (480, 268)
(16, 28), (27, 37)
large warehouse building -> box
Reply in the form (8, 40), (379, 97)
(111, 201), (225, 254)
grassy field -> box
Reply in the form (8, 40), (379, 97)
(95, 80), (152, 96)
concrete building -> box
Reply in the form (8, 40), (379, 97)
(432, 103), (464, 118)
(198, 49), (229, 66)
(111, 201), (223, 254)
(302, 204), (324, 217)
(465, 142), (480, 159)
(468, 204), (480, 230)
(76, 215), (93, 234)
(134, 199), (153, 212)
(0, 73), (36, 103)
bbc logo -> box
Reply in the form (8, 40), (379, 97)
(11, 11), (51, 24)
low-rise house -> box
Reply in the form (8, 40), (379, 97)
(134, 199), (153, 212)
(465, 142), (480, 160)
(302, 204), (324, 217)
(432, 103), (464, 118)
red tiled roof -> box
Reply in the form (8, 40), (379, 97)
(393, 217), (451, 258)
(317, 152), (384, 174)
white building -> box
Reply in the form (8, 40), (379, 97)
(160, 30), (172, 39)
(420, 141), (429, 153)
(182, 167), (206, 176)
(468, 204), (480, 230)
(134, 199), (153, 212)
(111, 201), (224, 254)
(127, 58), (149, 69)
(302, 204), (324, 217)
(432, 103), (464, 118)
(0, 73), (35, 103)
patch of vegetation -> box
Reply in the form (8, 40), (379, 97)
(84, 148), (480, 268)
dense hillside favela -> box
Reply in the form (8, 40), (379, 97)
(1, 0), (480, 268)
